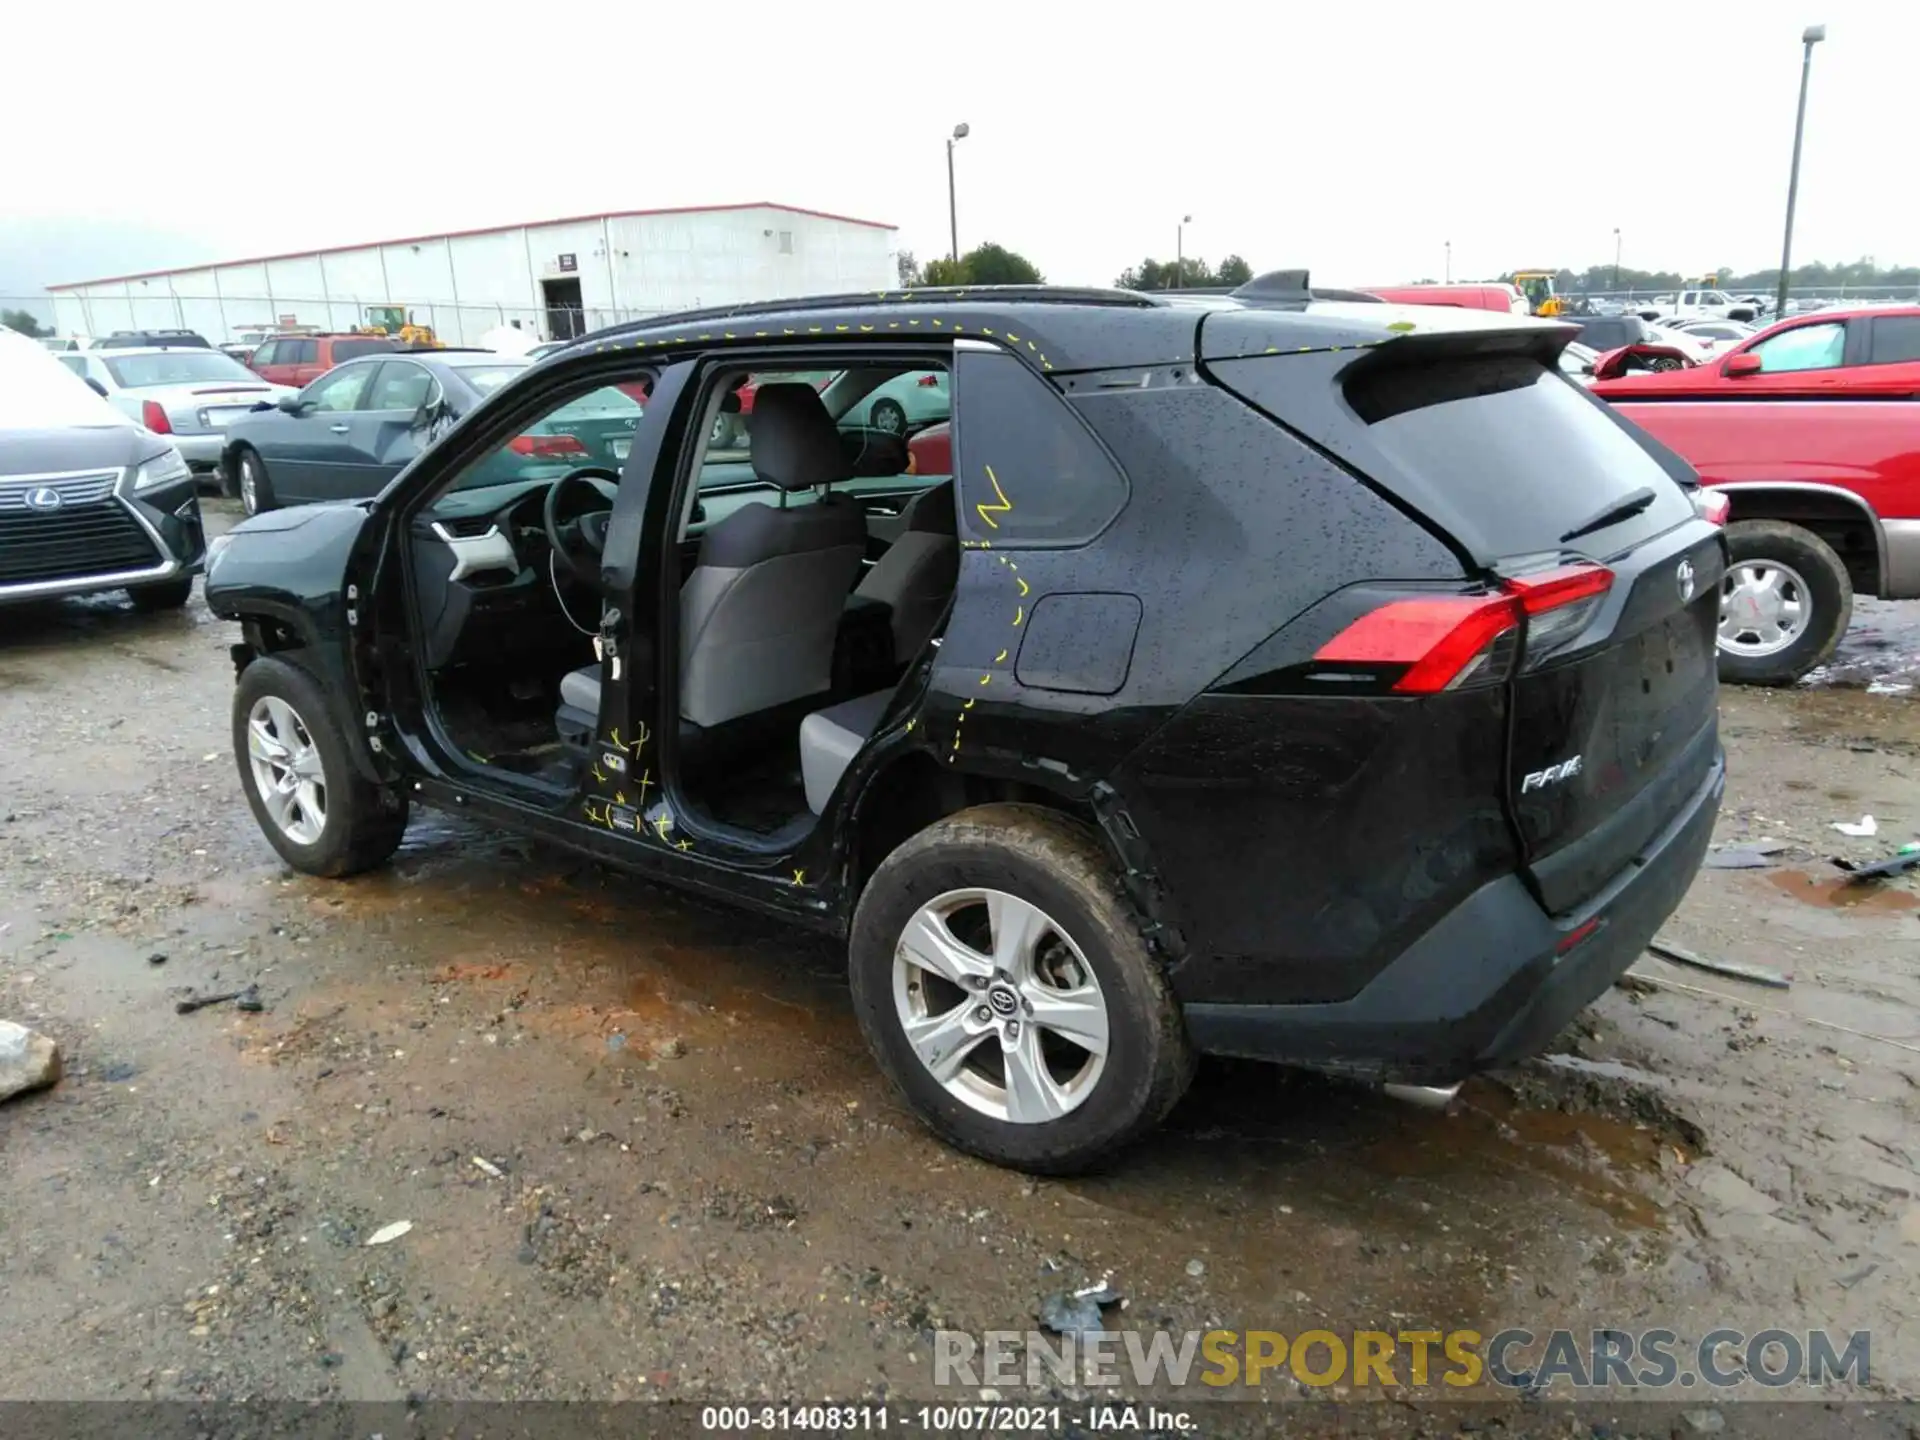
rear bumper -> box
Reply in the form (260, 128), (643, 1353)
(169, 433), (226, 469)
(1182, 749), (1724, 1083)
(1883, 518), (1920, 600)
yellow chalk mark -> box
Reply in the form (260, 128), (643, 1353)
(675, 838), (694, 851)
(963, 698), (977, 709)
(653, 813), (673, 840)
(978, 674), (991, 686)
(791, 869), (806, 885)
(591, 764), (606, 784)
(1006, 332), (1022, 343)
(994, 649), (1008, 663)
(1017, 576), (1030, 596)
(1013, 605), (1024, 626)
(975, 465), (1012, 530)
(614, 791), (628, 806)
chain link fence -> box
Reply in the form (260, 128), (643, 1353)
(5, 294), (678, 349)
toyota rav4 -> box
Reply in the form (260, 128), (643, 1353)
(205, 277), (1726, 1173)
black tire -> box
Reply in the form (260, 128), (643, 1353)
(869, 398), (908, 435)
(1649, 356), (1684, 371)
(1717, 519), (1852, 687)
(848, 803), (1194, 1174)
(233, 446), (275, 515)
(709, 411), (740, 449)
(232, 656), (409, 877)
(128, 576), (194, 611)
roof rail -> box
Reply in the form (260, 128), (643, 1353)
(589, 284), (1155, 343)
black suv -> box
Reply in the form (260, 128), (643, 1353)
(206, 277), (1726, 1172)
(95, 328), (212, 350)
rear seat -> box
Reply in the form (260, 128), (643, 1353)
(799, 690), (894, 814)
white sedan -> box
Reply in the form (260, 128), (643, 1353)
(57, 347), (294, 476)
(1665, 318), (1757, 357)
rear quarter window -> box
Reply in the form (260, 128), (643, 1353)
(952, 350), (1129, 547)
(1868, 315), (1920, 365)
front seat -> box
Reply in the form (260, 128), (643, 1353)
(853, 479), (957, 660)
(554, 383), (868, 745)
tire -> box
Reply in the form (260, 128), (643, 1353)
(1649, 356), (1684, 372)
(1716, 519), (1852, 686)
(709, 411), (741, 449)
(128, 576), (193, 611)
(869, 398), (908, 435)
(233, 447), (275, 516)
(848, 803), (1194, 1174)
(232, 656), (409, 877)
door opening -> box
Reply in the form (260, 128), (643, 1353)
(541, 277), (585, 341)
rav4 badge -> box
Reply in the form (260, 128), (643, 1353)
(1521, 756), (1584, 793)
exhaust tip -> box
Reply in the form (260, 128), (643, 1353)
(1382, 1082), (1463, 1112)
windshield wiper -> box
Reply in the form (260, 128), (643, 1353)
(1559, 485), (1657, 545)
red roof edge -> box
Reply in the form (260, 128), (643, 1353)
(47, 202), (899, 291)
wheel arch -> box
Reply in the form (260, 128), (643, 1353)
(1716, 483), (1884, 598)
(229, 617), (388, 784)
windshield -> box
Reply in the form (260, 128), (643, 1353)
(450, 362), (531, 397)
(103, 351), (259, 388)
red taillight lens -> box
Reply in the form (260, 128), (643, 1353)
(918, 373), (940, 387)
(141, 400), (172, 434)
(507, 433), (588, 458)
(1692, 488), (1730, 526)
(1315, 563), (1615, 694)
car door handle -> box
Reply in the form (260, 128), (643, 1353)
(329, 423), (351, 433)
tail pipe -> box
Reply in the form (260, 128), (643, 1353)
(1382, 1082), (1463, 1112)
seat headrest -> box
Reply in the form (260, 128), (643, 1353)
(749, 383), (849, 491)
(903, 479), (957, 535)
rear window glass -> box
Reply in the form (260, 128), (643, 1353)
(1341, 356), (1693, 559)
(104, 351), (256, 387)
(1868, 316), (1920, 366)
(451, 364), (530, 397)
(332, 338), (399, 362)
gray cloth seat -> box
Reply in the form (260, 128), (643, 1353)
(853, 480), (957, 659)
(799, 690), (894, 814)
(557, 383), (868, 731)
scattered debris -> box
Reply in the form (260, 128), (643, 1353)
(1038, 1279), (1124, 1337)
(0, 1020), (62, 1103)
(1830, 815), (1878, 838)
(652, 1035), (687, 1061)
(1833, 842), (1920, 885)
(1704, 840), (1789, 870)
(1836, 1263), (1879, 1289)
(1678, 1408), (1727, 1435)
(174, 984), (263, 1016)
(472, 1156), (504, 1179)
(364, 1220), (414, 1247)
(1185, 1258), (1206, 1279)
(146, 952), (168, 967)
(1646, 937), (1790, 991)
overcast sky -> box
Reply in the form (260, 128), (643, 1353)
(3, 0), (1914, 298)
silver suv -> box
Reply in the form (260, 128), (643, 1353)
(0, 329), (206, 610)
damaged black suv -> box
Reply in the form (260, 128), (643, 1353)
(206, 275), (1726, 1173)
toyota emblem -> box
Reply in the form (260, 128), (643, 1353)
(1676, 558), (1696, 604)
(24, 486), (63, 512)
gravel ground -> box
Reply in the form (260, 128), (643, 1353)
(2, 501), (1917, 1434)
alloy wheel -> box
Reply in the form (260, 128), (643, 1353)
(1719, 559), (1810, 658)
(891, 888), (1110, 1125)
(246, 695), (328, 845)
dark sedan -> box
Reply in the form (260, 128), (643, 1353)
(221, 351), (549, 515)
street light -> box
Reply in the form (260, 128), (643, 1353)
(1613, 227), (1622, 289)
(946, 122), (970, 265)
(1175, 215), (1192, 288)
(1776, 25), (1826, 318)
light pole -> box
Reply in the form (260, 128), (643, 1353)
(1612, 227), (1621, 289)
(1776, 25), (1826, 318)
(946, 122), (969, 265)
(1444, 240), (1451, 283)
(1175, 215), (1192, 288)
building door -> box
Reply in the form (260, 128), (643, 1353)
(541, 277), (585, 341)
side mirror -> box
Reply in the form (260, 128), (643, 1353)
(83, 377), (108, 397)
(1724, 352), (1763, 378)
(277, 393), (307, 414)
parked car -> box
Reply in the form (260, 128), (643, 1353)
(206, 278), (1726, 1172)
(1593, 306), (1920, 684)
(56, 346), (291, 479)
(93, 328), (212, 350)
(0, 327), (205, 610)
(1665, 318), (1756, 357)
(1569, 316), (1706, 370)
(247, 333), (403, 387)
(222, 352), (542, 514)
(1360, 283), (1529, 315)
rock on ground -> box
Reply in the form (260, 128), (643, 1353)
(0, 1020), (61, 1102)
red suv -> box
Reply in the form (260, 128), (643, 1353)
(249, 334), (401, 387)
(1593, 306), (1920, 684)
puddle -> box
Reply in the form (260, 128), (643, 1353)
(1800, 598), (1920, 693)
(1764, 867), (1919, 911)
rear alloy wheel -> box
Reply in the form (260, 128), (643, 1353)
(1649, 356), (1685, 371)
(233, 657), (409, 876)
(869, 398), (908, 435)
(709, 411), (741, 449)
(849, 804), (1193, 1174)
(1716, 519), (1852, 686)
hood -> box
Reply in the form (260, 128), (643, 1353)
(0, 329), (142, 431)
(0, 424), (164, 478)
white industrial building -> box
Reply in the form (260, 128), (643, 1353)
(45, 202), (899, 348)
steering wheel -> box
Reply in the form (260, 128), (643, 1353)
(542, 468), (620, 593)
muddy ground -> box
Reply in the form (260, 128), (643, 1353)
(2, 501), (1917, 1432)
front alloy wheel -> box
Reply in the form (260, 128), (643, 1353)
(246, 695), (328, 845)
(893, 888), (1110, 1125)
(1718, 559), (1809, 659)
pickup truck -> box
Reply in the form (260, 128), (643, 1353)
(1593, 305), (1920, 684)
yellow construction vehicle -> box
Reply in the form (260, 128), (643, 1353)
(1511, 270), (1563, 316)
(362, 305), (442, 348)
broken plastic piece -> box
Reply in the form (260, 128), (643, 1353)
(1647, 937), (1790, 991)
(1830, 816), (1878, 838)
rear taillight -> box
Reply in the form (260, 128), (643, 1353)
(140, 400), (172, 434)
(918, 373), (940, 387)
(507, 433), (588, 458)
(1692, 488), (1730, 526)
(1315, 563), (1615, 694)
